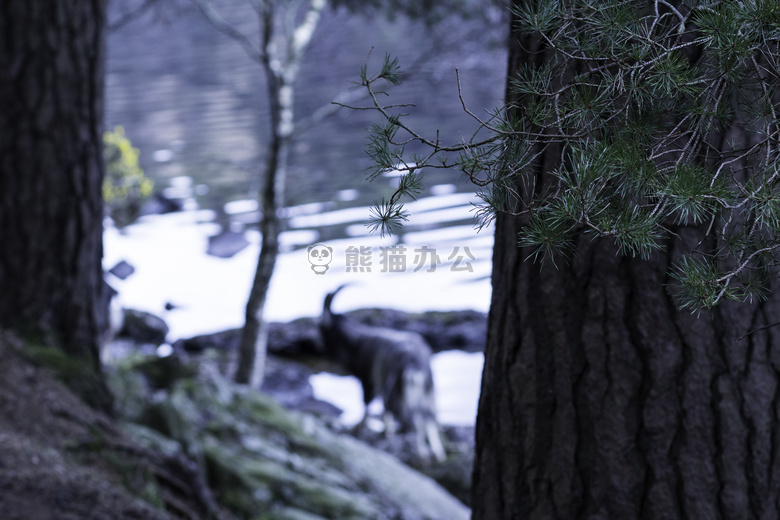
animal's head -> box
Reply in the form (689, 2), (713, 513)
(308, 243), (333, 274)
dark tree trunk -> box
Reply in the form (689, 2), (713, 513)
(0, 1), (107, 368)
(471, 5), (780, 519)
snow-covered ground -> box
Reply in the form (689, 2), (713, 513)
(104, 190), (492, 426)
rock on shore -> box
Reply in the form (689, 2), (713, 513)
(110, 353), (472, 520)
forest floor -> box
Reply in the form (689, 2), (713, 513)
(0, 329), (473, 520)
(0, 331), (182, 520)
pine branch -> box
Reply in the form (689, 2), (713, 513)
(348, 0), (780, 312)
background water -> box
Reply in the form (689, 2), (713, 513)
(106, 0), (509, 213)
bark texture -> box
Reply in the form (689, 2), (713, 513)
(0, 1), (107, 366)
(475, 214), (780, 519)
(471, 7), (780, 520)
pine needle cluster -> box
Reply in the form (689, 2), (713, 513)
(351, 0), (780, 312)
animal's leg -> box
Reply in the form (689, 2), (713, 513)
(383, 411), (397, 436)
(425, 419), (446, 462)
(351, 379), (376, 431)
(414, 420), (430, 460)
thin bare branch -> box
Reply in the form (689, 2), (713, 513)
(109, 0), (160, 31)
(190, 0), (264, 62)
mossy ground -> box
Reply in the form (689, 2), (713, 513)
(0, 330), (470, 520)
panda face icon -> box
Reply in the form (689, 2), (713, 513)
(307, 243), (333, 274)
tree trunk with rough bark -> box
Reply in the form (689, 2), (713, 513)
(0, 1), (108, 369)
(471, 5), (780, 519)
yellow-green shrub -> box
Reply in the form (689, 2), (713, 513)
(103, 126), (153, 227)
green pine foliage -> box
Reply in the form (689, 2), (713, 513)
(352, 0), (780, 312)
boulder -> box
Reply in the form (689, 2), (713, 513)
(346, 309), (487, 352)
(140, 192), (184, 215)
(349, 422), (475, 506)
(174, 318), (322, 358)
(119, 309), (169, 346)
(111, 359), (470, 520)
(172, 328), (240, 353)
(207, 230), (249, 258)
(107, 260), (135, 280)
(267, 318), (323, 356)
(407, 310), (487, 352)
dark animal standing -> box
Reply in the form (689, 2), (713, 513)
(320, 285), (446, 462)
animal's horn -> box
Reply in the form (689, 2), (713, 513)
(323, 283), (350, 315)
